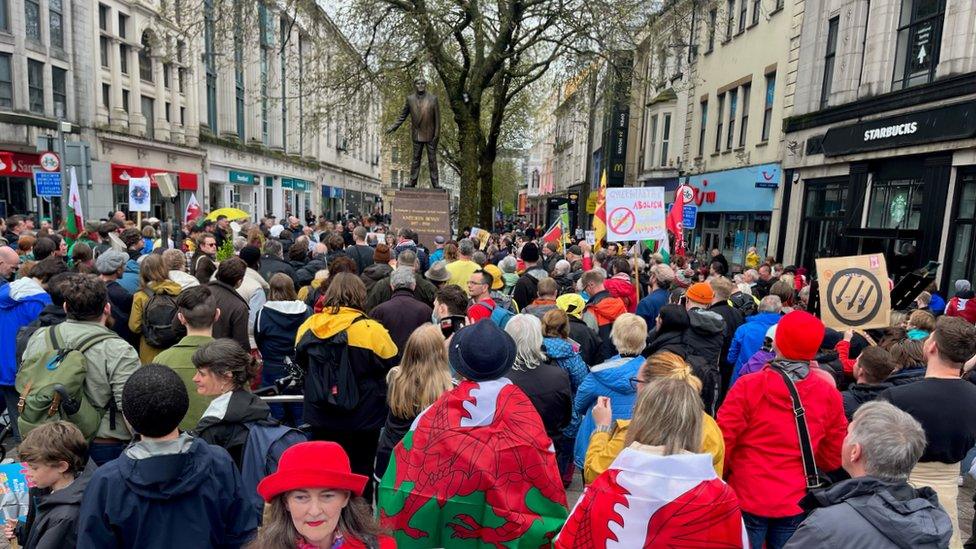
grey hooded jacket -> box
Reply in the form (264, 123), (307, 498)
(784, 477), (952, 549)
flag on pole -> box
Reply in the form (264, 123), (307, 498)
(184, 193), (202, 224)
(542, 219), (563, 246)
(642, 237), (671, 264)
(592, 170), (608, 250)
(667, 185), (693, 256)
(64, 167), (84, 244)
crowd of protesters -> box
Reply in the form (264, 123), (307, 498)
(0, 208), (974, 548)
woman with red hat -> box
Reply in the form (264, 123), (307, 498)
(251, 441), (395, 549)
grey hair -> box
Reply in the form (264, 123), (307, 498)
(458, 238), (475, 256)
(745, 269), (760, 280)
(504, 314), (547, 371)
(499, 255), (517, 273)
(650, 264), (675, 285)
(610, 313), (648, 355)
(956, 279), (971, 293)
(472, 251), (487, 267)
(848, 401), (926, 481)
(233, 236), (247, 253)
(390, 267), (416, 290)
(553, 259), (571, 276)
(263, 239), (283, 259)
(397, 250), (417, 268)
(758, 295), (783, 313)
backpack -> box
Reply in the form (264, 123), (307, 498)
(15, 326), (116, 440)
(476, 301), (515, 329)
(301, 316), (368, 411)
(142, 287), (180, 348)
(240, 421), (307, 523)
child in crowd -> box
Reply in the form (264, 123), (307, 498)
(5, 421), (92, 549)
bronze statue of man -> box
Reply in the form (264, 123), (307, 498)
(387, 77), (440, 189)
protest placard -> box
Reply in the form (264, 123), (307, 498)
(605, 187), (666, 242)
(816, 253), (891, 330)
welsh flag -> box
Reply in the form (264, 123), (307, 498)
(379, 378), (568, 547)
(592, 170), (608, 250)
(643, 237), (671, 264)
(542, 219), (563, 250)
(64, 167), (84, 244)
(184, 193), (202, 224)
(556, 447), (748, 548)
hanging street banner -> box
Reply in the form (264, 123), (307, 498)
(128, 176), (152, 212)
(815, 253), (891, 330)
(605, 187), (666, 242)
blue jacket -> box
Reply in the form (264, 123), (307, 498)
(77, 435), (257, 549)
(727, 312), (780, 373)
(929, 293), (946, 315)
(636, 288), (669, 326)
(118, 258), (141, 294)
(0, 278), (51, 385)
(544, 337), (590, 440)
(572, 355), (644, 467)
(429, 248), (444, 264)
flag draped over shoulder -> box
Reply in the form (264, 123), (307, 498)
(65, 167), (84, 245)
(556, 447), (747, 549)
(592, 170), (607, 250)
(379, 378), (568, 548)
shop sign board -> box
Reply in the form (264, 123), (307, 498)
(685, 163), (780, 212)
(821, 102), (976, 157)
(816, 253), (891, 330)
(229, 171), (257, 185)
(605, 186), (666, 242)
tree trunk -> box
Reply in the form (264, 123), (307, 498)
(456, 117), (482, 231)
(478, 148), (497, 228)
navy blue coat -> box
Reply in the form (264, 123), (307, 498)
(77, 437), (256, 549)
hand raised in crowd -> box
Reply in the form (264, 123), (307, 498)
(593, 396), (612, 428)
(843, 329), (854, 342)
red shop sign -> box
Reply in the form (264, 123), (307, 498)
(111, 164), (198, 191)
(0, 152), (43, 177)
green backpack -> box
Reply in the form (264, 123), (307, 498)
(15, 326), (115, 440)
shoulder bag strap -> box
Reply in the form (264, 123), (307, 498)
(772, 364), (822, 490)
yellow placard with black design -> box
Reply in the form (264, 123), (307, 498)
(815, 254), (891, 331)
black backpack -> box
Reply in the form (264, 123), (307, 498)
(142, 287), (180, 348)
(301, 316), (368, 411)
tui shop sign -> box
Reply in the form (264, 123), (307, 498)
(821, 101), (976, 157)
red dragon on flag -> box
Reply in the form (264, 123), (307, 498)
(555, 447), (747, 548)
(379, 378), (568, 548)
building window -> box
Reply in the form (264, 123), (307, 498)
(660, 113), (671, 167)
(0, 54), (11, 108)
(947, 172), (976, 288)
(100, 37), (110, 67)
(739, 0), (747, 32)
(178, 68), (185, 93)
(163, 63), (170, 88)
(120, 44), (128, 74)
(715, 93), (724, 152)
(101, 82), (110, 108)
(25, 0), (41, 41)
(259, 2), (270, 145)
(820, 17), (839, 109)
(139, 33), (154, 82)
(688, 8), (698, 63)
(698, 100), (708, 156)
(707, 9), (717, 52)
(799, 179), (849, 270)
(234, 0), (245, 141)
(892, 0), (945, 91)
(867, 178), (923, 229)
(657, 48), (666, 82)
(0, 0), (9, 31)
(726, 0), (735, 40)
(98, 3), (109, 30)
(27, 59), (43, 114)
(204, 0), (217, 131)
(49, 0), (63, 49)
(165, 101), (171, 122)
(280, 16), (288, 149)
(180, 106), (185, 124)
(776, 0), (783, 9)
(648, 114), (658, 166)
(739, 83), (750, 147)
(752, 0), (760, 24)
(118, 13), (127, 38)
(52, 67), (66, 117)
(142, 96), (154, 138)
(726, 89), (737, 149)
(298, 34), (305, 152)
(761, 72), (775, 141)
(122, 89), (129, 112)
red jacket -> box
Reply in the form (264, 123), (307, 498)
(946, 295), (976, 324)
(717, 364), (847, 517)
(604, 274), (638, 313)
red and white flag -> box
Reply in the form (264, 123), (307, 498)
(667, 185), (694, 256)
(556, 447), (748, 548)
(65, 167), (84, 242)
(184, 193), (202, 224)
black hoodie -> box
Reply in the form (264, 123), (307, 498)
(17, 462), (95, 549)
(194, 390), (272, 469)
(841, 382), (893, 420)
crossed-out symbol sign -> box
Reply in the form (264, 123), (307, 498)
(608, 207), (636, 235)
(825, 268), (884, 326)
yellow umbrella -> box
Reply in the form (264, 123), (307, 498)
(205, 207), (250, 221)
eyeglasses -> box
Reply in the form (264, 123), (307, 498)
(629, 377), (649, 390)
(467, 280), (486, 286)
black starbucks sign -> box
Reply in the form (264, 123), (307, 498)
(821, 101), (976, 157)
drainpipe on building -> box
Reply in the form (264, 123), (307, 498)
(580, 68), (599, 232)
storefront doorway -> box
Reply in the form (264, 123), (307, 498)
(945, 168), (976, 290)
